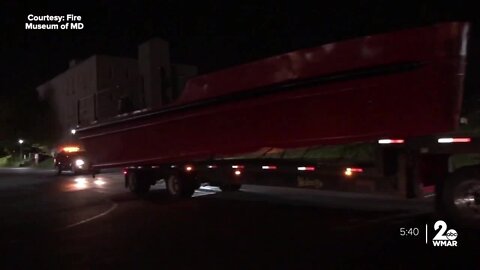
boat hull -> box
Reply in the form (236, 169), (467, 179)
(77, 22), (469, 168)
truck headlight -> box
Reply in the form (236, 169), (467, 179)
(75, 159), (85, 168)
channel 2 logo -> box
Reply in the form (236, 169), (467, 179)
(431, 220), (458, 247)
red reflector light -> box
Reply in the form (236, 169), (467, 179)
(378, 139), (404, 144)
(344, 167), (363, 176)
(232, 165), (244, 169)
(123, 170), (127, 175)
(297, 166), (315, 171)
(438, 137), (471, 143)
(234, 170), (242, 176)
(185, 165), (194, 172)
(262, 165), (277, 170)
(207, 165), (217, 169)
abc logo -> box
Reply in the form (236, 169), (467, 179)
(445, 229), (458, 240)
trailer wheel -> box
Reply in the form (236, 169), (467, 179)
(56, 166), (62, 176)
(219, 184), (242, 192)
(440, 166), (480, 227)
(166, 173), (196, 198)
(128, 171), (150, 195)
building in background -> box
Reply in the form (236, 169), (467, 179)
(37, 38), (197, 139)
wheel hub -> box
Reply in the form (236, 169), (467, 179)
(168, 176), (180, 195)
(454, 180), (480, 216)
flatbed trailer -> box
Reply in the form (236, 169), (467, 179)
(77, 22), (479, 226)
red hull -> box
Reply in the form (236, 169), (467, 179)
(77, 22), (469, 168)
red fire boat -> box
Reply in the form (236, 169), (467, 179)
(76, 22), (469, 169)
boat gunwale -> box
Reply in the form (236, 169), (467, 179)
(77, 60), (425, 134)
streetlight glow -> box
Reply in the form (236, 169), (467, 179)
(18, 139), (24, 160)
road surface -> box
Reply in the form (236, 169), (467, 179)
(0, 167), (477, 269)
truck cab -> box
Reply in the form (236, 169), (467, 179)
(54, 146), (95, 175)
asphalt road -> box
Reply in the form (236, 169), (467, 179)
(0, 167), (477, 269)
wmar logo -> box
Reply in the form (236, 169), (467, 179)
(432, 220), (458, 247)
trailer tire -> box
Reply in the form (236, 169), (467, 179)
(128, 171), (151, 195)
(166, 173), (196, 198)
(219, 184), (242, 192)
(56, 166), (62, 176)
(440, 166), (480, 227)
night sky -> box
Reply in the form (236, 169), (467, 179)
(0, 0), (478, 99)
